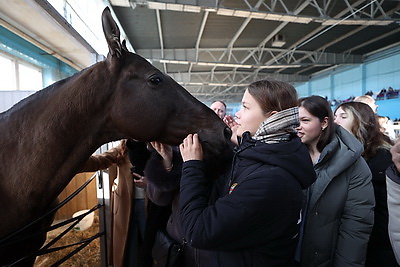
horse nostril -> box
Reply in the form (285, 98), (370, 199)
(224, 127), (232, 140)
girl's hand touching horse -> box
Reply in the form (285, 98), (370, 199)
(150, 141), (173, 171)
(179, 133), (203, 162)
(223, 115), (239, 146)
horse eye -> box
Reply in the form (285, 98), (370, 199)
(149, 76), (162, 85)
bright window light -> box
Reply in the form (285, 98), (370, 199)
(0, 54), (16, 91)
(18, 63), (43, 91)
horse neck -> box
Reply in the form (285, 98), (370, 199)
(19, 62), (114, 148)
(0, 62), (120, 215)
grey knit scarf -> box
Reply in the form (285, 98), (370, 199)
(252, 107), (299, 144)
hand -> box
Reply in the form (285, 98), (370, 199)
(223, 115), (239, 145)
(179, 133), (203, 162)
(132, 173), (147, 188)
(150, 142), (173, 170)
(391, 140), (400, 172)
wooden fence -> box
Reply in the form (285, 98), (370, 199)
(54, 172), (98, 221)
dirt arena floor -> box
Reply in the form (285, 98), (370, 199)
(34, 213), (101, 266)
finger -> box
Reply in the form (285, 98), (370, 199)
(184, 135), (191, 146)
(132, 172), (142, 179)
(193, 133), (199, 146)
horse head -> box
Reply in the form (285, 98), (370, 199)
(101, 7), (231, 156)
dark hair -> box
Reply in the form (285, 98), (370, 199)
(212, 100), (226, 109)
(334, 102), (392, 159)
(298, 95), (335, 152)
(247, 79), (298, 113)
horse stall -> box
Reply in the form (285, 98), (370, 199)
(55, 172), (98, 221)
(34, 168), (114, 266)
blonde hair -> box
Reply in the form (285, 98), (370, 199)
(334, 102), (392, 159)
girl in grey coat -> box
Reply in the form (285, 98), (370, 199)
(296, 96), (375, 267)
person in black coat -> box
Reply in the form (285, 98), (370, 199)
(179, 79), (317, 266)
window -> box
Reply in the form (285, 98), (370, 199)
(0, 54), (16, 90)
(0, 52), (43, 91)
(19, 62), (43, 90)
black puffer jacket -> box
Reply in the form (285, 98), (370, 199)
(179, 132), (316, 267)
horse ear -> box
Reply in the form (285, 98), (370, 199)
(122, 40), (129, 52)
(102, 7), (122, 58)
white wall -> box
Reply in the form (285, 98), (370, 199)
(0, 91), (35, 113)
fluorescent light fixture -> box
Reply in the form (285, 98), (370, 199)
(277, 14), (312, 23)
(289, 16), (313, 24)
(204, 7), (217, 12)
(322, 19), (392, 26)
(184, 5), (201, 13)
(166, 3), (183, 12)
(233, 10), (251, 18)
(158, 59), (253, 69)
(147, 1), (201, 13)
(196, 62), (215, 66)
(249, 12), (267, 19)
(216, 8), (235, 16)
(265, 13), (283, 21)
(257, 64), (302, 69)
(208, 83), (230, 86)
(196, 62), (253, 68)
(185, 82), (248, 87)
(109, 0), (130, 7)
(147, 2), (166, 10)
(159, 59), (190, 65)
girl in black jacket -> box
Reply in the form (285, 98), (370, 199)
(179, 79), (317, 267)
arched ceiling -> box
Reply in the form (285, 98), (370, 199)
(109, 0), (400, 103)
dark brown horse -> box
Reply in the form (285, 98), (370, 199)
(0, 7), (230, 265)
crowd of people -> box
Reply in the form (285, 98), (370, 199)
(82, 79), (400, 267)
(327, 86), (400, 110)
(376, 87), (400, 100)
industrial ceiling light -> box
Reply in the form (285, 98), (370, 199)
(322, 18), (392, 26)
(183, 5), (201, 13)
(166, 3), (184, 12)
(258, 64), (302, 69)
(159, 59), (190, 65)
(109, 0), (130, 7)
(271, 34), (286, 47)
(147, 2), (166, 10)
(147, 1), (200, 12)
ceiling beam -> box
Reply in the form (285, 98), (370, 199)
(131, 0), (396, 25)
(167, 70), (308, 102)
(137, 48), (363, 67)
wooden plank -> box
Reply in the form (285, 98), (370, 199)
(54, 172), (97, 220)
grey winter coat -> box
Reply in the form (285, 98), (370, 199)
(300, 126), (375, 267)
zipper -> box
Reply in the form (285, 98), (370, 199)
(228, 140), (255, 187)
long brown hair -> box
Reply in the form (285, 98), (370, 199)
(334, 102), (392, 159)
(247, 79), (298, 113)
(298, 96), (335, 152)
